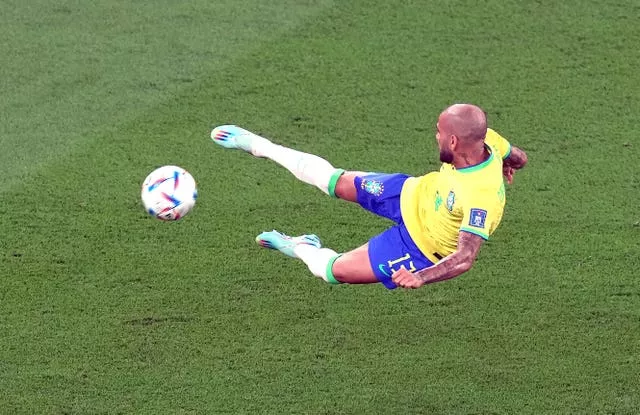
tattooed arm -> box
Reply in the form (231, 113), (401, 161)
(391, 232), (485, 289)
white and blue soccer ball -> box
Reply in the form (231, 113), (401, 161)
(141, 165), (197, 221)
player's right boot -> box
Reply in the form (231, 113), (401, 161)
(211, 125), (270, 157)
(256, 230), (321, 258)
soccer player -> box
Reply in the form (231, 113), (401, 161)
(211, 104), (528, 289)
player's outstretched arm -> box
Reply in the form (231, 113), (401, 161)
(391, 232), (484, 289)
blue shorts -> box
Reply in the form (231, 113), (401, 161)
(354, 173), (435, 289)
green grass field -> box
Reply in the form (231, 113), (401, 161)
(1, 0), (639, 413)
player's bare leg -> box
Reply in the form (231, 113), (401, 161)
(256, 231), (378, 285)
(211, 125), (364, 203)
(323, 243), (379, 284)
(332, 172), (364, 203)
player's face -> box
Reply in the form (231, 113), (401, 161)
(436, 122), (454, 164)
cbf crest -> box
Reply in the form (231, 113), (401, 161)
(361, 178), (384, 196)
(446, 190), (455, 211)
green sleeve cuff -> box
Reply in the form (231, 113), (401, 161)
(460, 227), (489, 240)
(502, 143), (512, 160)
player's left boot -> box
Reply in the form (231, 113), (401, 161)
(256, 230), (321, 258)
(211, 125), (270, 157)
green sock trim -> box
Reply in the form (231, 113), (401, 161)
(327, 169), (346, 198)
(325, 254), (342, 284)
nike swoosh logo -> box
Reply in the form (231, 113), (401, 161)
(378, 264), (391, 277)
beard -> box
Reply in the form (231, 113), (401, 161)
(439, 147), (454, 164)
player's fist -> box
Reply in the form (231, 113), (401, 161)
(503, 165), (515, 184)
(392, 268), (424, 289)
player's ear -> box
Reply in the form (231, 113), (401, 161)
(450, 135), (458, 149)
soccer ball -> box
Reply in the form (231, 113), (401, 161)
(141, 165), (197, 221)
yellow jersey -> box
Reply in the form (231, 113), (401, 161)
(400, 129), (512, 263)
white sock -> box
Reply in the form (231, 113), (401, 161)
(252, 138), (341, 195)
(293, 244), (340, 283)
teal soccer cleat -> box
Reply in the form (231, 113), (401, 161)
(256, 230), (322, 258)
(210, 125), (264, 154)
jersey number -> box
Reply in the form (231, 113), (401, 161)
(388, 253), (416, 273)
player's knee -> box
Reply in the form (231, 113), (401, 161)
(334, 172), (363, 202)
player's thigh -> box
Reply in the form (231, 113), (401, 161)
(331, 224), (435, 288)
(334, 171), (368, 203)
(331, 243), (379, 284)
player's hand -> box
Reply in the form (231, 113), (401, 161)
(391, 268), (424, 289)
(503, 165), (515, 184)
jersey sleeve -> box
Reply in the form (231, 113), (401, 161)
(459, 192), (501, 240)
(485, 128), (512, 160)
